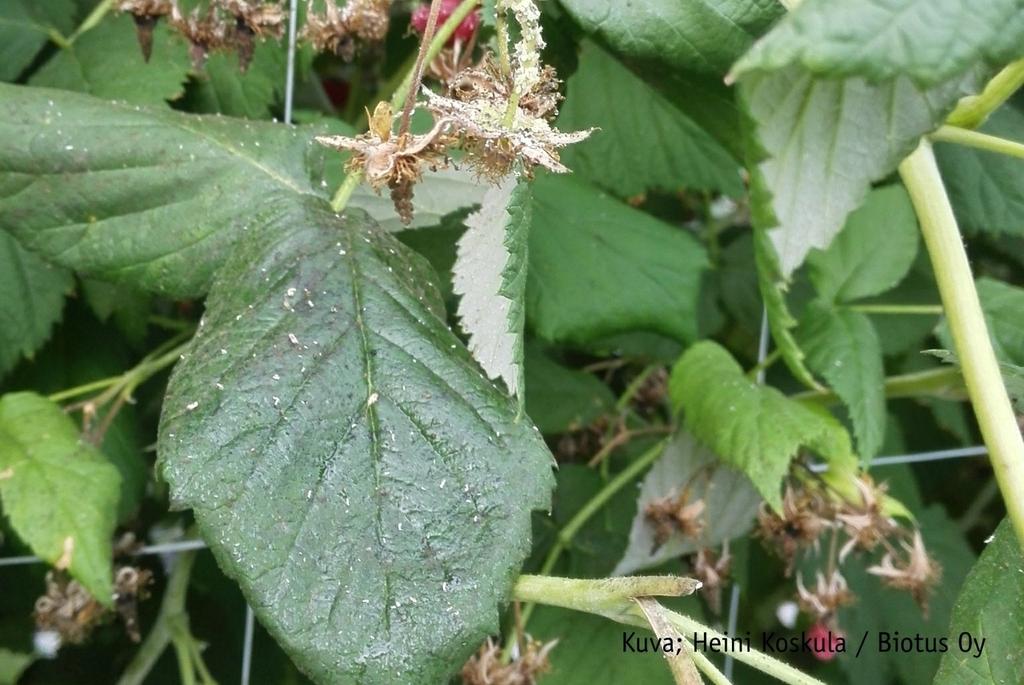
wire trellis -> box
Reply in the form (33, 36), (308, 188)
(0, 9), (999, 684)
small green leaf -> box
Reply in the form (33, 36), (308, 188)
(0, 648), (35, 685)
(731, 0), (1024, 87)
(559, 0), (783, 77)
(159, 208), (554, 684)
(0, 232), (72, 378)
(524, 344), (614, 435)
(557, 40), (742, 198)
(797, 303), (886, 460)
(670, 341), (853, 509)
(614, 431), (760, 575)
(739, 64), (978, 276)
(0, 391), (120, 604)
(0, 0), (75, 82)
(934, 518), (1024, 684)
(527, 174), (708, 346)
(936, 105), (1024, 238)
(0, 84), (332, 297)
(807, 185), (920, 304)
(29, 15), (191, 106)
(453, 179), (531, 399)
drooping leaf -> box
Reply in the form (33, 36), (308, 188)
(0, 83), (332, 297)
(524, 344), (614, 435)
(740, 65), (976, 277)
(29, 15), (191, 106)
(934, 518), (1024, 685)
(158, 208), (554, 685)
(731, 0), (1024, 87)
(936, 105), (1024, 238)
(797, 303), (886, 460)
(614, 431), (760, 575)
(557, 40), (742, 198)
(559, 0), (783, 77)
(0, 391), (120, 604)
(806, 185), (920, 304)
(453, 179), (531, 399)
(670, 341), (854, 509)
(753, 226), (822, 391)
(527, 174), (708, 346)
(0, 232), (72, 378)
(0, 0), (75, 82)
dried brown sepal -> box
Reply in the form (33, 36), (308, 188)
(644, 493), (706, 550)
(217, 0), (285, 72)
(113, 566), (154, 642)
(302, 0), (391, 61)
(425, 54), (591, 180)
(171, 2), (232, 71)
(315, 102), (453, 224)
(835, 475), (900, 561)
(461, 636), (556, 685)
(692, 546), (731, 615)
(34, 572), (107, 645)
(796, 570), (855, 620)
(756, 485), (831, 575)
(116, 0), (173, 61)
(867, 530), (941, 614)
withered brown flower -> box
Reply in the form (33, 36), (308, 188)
(302, 0), (391, 60)
(796, 570), (855, 620)
(218, 0), (285, 71)
(692, 546), (731, 615)
(836, 475), (899, 562)
(461, 636), (556, 685)
(315, 102), (453, 224)
(644, 492), (706, 549)
(171, 2), (231, 71)
(757, 485), (831, 575)
(867, 530), (941, 613)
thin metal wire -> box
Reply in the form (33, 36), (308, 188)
(808, 445), (988, 473)
(0, 538), (209, 567)
(723, 584), (741, 680)
(284, 0), (299, 124)
(241, 604), (255, 685)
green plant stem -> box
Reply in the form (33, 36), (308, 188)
(398, 0), (444, 136)
(845, 303), (944, 315)
(495, 12), (512, 77)
(69, 0), (114, 43)
(931, 125), (1024, 160)
(899, 140), (1024, 550)
(690, 649), (731, 685)
(746, 348), (782, 380)
(117, 550), (200, 685)
(947, 59), (1024, 129)
(510, 440), (667, 645)
(329, 0), (480, 212)
(792, 366), (965, 405)
(512, 575), (825, 685)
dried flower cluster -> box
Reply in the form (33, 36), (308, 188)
(756, 474), (941, 616)
(302, 0), (392, 61)
(461, 636), (556, 685)
(692, 546), (731, 615)
(117, 0), (284, 70)
(34, 566), (153, 645)
(644, 491), (706, 548)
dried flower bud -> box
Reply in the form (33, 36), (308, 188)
(217, 0), (285, 72)
(692, 546), (731, 615)
(644, 493), (706, 549)
(34, 572), (106, 645)
(303, 0), (391, 60)
(756, 485), (831, 575)
(116, 0), (173, 61)
(835, 475), (899, 561)
(796, 570), (855, 620)
(171, 2), (232, 71)
(461, 636), (556, 685)
(867, 530), (941, 613)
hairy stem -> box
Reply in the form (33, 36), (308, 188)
(845, 303), (943, 315)
(899, 140), (1024, 549)
(946, 59), (1024, 129)
(931, 125), (1024, 160)
(513, 575), (825, 685)
(398, 0), (444, 136)
(69, 0), (114, 43)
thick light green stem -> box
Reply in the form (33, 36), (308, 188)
(931, 125), (1024, 160)
(792, 366), (965, 405)
(898, 141), (1024, 549)
(513, 575), (825, 685)
(946, 59), (1024, 129)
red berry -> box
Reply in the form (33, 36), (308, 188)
(808, 622), (841, 662)
(410, 0), (479, 44)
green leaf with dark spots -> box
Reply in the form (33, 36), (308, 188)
(158, 207), (554, 684)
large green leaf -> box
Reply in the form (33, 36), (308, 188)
(524, 344), (614, 435)
(731, 0), (1024, 87)
(740, 65), (975, 276)
(0, 0), (75, 82)
(934, 518), (1024, 684)
(559, 0), (783, 77)
(936, 106), (1024, 237)
(0, 83), (331, 297)
(797, 303), (886, 460)
(0, 232), (72, 378)
(806, 185), (920, 304)
(29, 15), (191, 105)
(614, 431), (760, 575)
(0, 391), (120, 604)
(557, 40), (742, 198)
(527, 174), (708, 346)
(670, 341), (854, 509)
(158, 208), (554, 684)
